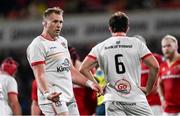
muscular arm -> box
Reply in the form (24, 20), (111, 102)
(31, 64), (61, 102)
(71, 59), (103, 94)
(143, 55), (160, 95)
(158, 78), (165, 101)
(31, 64), (49, 93)
(31, 100), (41, 115)
(79, 57), (98, 83)
(8, 93), (21, 115)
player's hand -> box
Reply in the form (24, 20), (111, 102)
(161, 100), (166, 109)
(47, 92), (62, 103)
(91, 83), (103, 95)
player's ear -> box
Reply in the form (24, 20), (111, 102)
(42, 21), (47, 27)
(109, 27), (112, 33)
(127, 27), (129, 32)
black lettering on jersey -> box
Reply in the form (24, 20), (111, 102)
(105, 44), (132, 50)
(57, 66), (70, 72)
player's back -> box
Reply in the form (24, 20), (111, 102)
(93, 36), (151, 102)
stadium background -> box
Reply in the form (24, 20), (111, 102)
(0, 0), (180, 114)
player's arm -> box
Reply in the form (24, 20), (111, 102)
(32, 64), (49, 94)
(31, 80), (41, 115)
(31, 100), (41, 115)
(142, 54), (160, 95)
(8, 93), (22, 115)
(31, 64), (61, 102)
(158, 76), (166, 108)
(71, 61), (103, 94)
(79, 56), (98, 83)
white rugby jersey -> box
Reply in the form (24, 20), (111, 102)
(88, 36), (152, 102)
(0, 73), (18, 115)
(27, 35), (74, 104)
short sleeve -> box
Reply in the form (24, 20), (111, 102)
(88, 46), (99, 60)
(27, 42), (46, 66)
(7, 78), (18, 94)
(138, 40), (152, 60)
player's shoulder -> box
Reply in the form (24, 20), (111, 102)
(129, 36), (143, 43)
(29, 36), (42, 45)
(0, 74), (16, 83)
(27, 36), (44, 49)
(58, 36), (67, 42)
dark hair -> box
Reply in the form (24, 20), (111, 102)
(109, 11), (129, 33)
(43, 7), (63, 19)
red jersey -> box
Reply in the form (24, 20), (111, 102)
(31, 80), (38, 101)
(141, 53), (162, 106)
(160, 59), (180, 113)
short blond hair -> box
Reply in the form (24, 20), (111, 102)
(43, 7), (63, 19)
(162, 35), (178, 45)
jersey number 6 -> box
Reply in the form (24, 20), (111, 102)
(115, 54), (126, 74)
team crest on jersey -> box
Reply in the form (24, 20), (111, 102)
(114, 79), (131, 94)
(61, 42), (67, 49)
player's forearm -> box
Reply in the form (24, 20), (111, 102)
(32, 65), (49, 93)
(71, 66), (89, 86)
(35, 75), (49, 93)
(158, 80), (165, 101)
(31, 101), (41, 115)
(146, 66), (159, 95)
(11, 102), (22, 115)
(79, 67), (97, 83)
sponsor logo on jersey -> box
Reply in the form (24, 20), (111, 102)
(105, 44), (132, 50)
(57, 58), (70, 72)
(49, 46), (57, 49)
(114, 79), (131, 94)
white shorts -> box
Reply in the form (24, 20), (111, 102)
(163, 112), (180, 116)
(150, 105), (162, 115)
(39, 101), (79, 115)
(105, 101), (153, 116)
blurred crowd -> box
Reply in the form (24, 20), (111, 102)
(1, 0), (180, 20)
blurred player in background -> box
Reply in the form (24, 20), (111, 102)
(135, 35), (163, 115)
(94, 67), (106, 116)
(159, 35), (180, 116)
(0, 57), (21, 115)
(27, 7), (102, 115)
(70, 46), (97, 115)
(80, 11), (159, 116)
(31, 79), (41, 115)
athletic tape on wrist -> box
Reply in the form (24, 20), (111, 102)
(85, 80), (94, 88)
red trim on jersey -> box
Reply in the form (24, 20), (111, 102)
(141, 53), (152, 61)
(8, 92), (18, 95)
(87, 55), (97, 60)
(31, 61), (45, 66)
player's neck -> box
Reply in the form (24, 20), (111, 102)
(167, 52), (179, 65)
(41, 32), (57, 41)
(112, 32), (126, 37)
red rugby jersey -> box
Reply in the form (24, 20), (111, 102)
(160, 59), (180, 113)
(141, 53), (163, 105)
